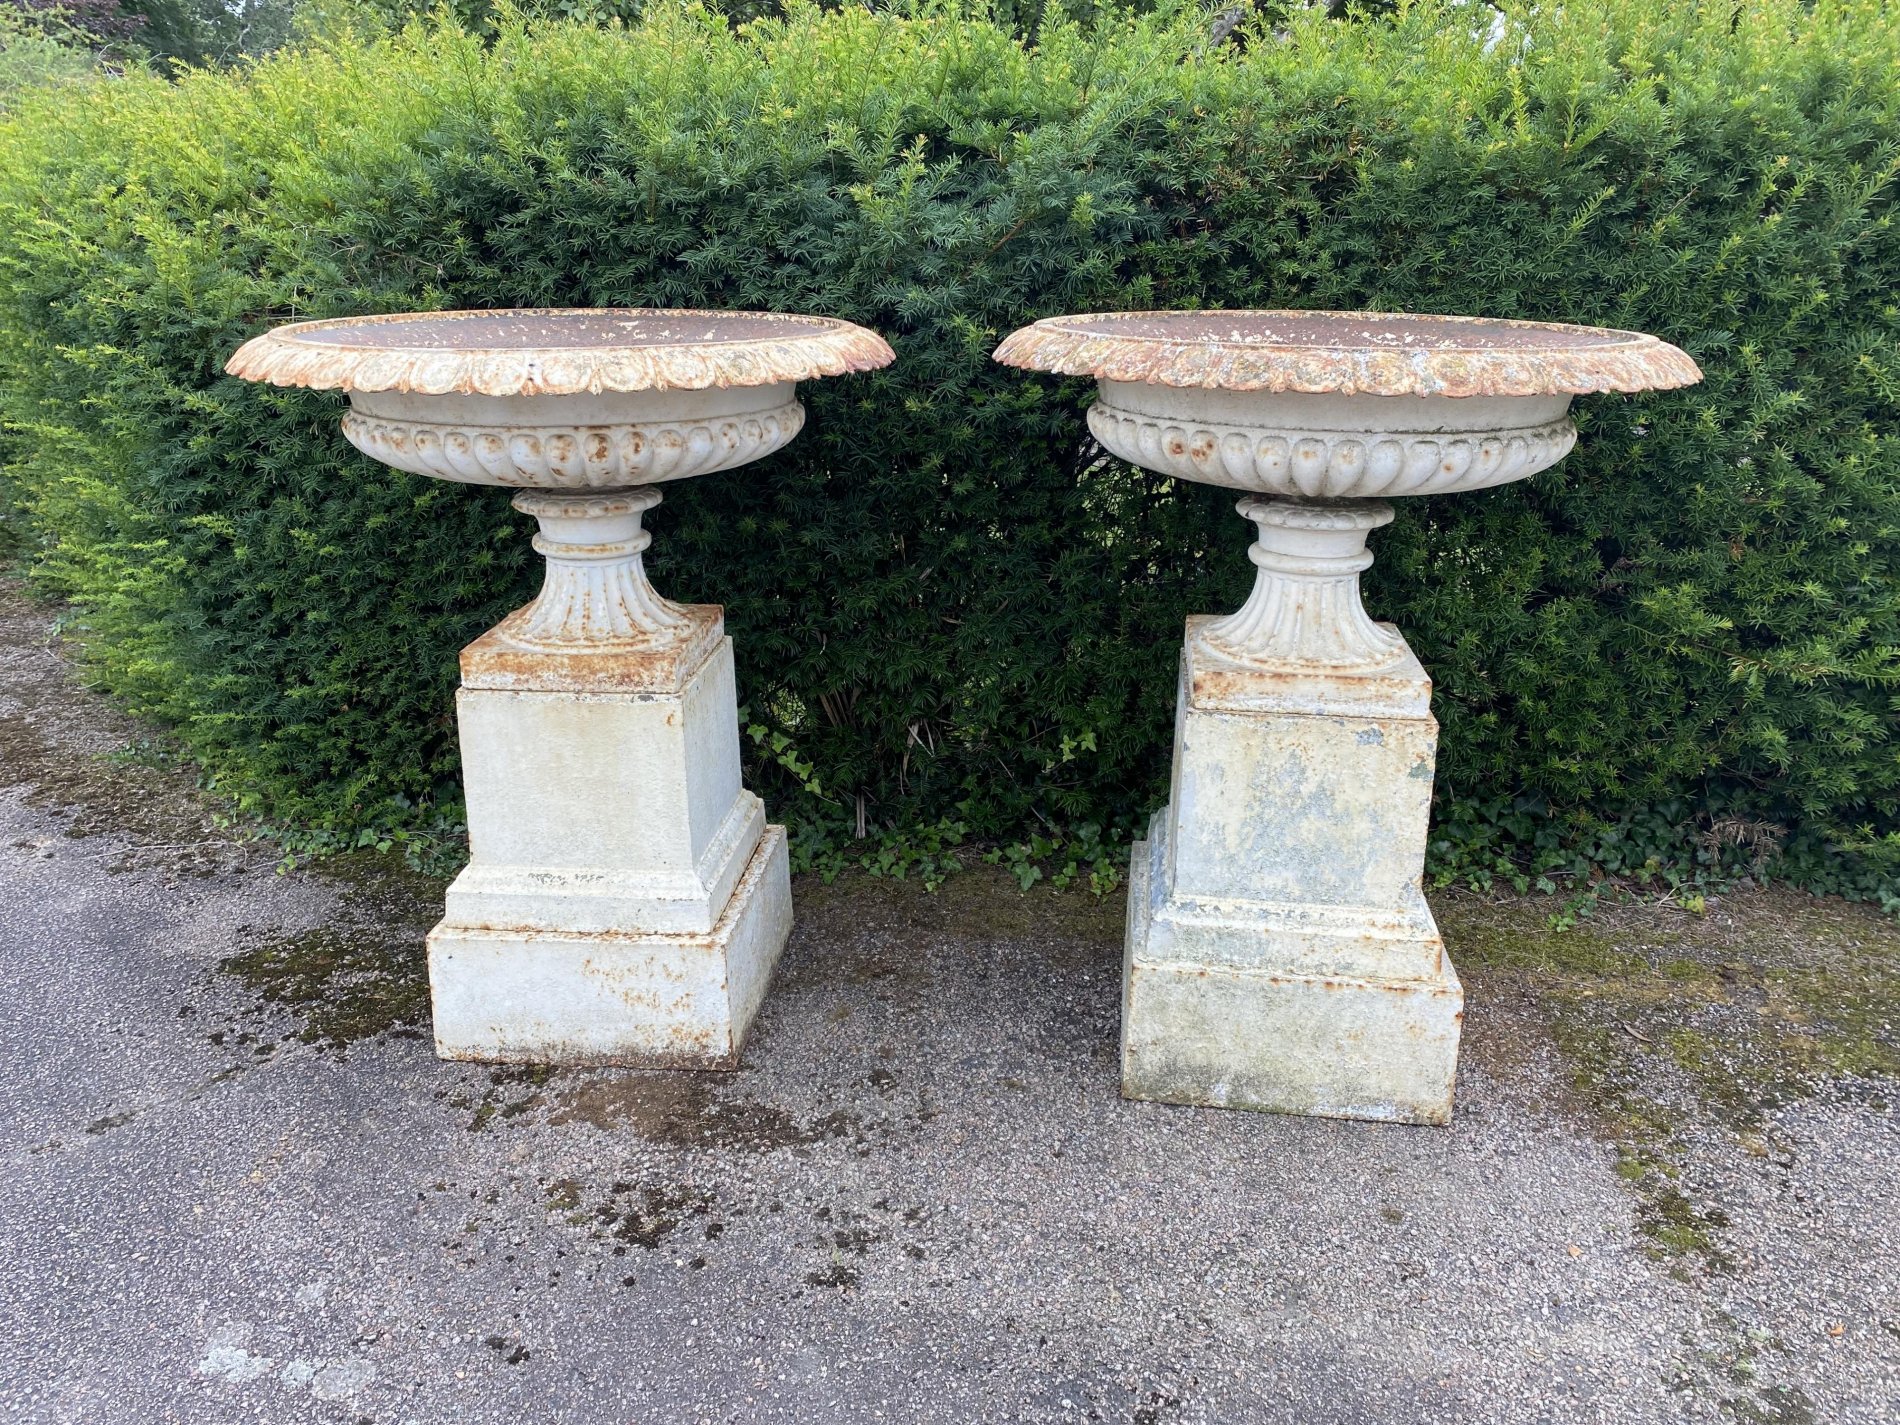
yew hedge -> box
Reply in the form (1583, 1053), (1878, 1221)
(1, 1), (1896, 892)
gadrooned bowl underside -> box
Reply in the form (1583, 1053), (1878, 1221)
(340, 386), (803, 488)
(1088, 386), (1579, 498)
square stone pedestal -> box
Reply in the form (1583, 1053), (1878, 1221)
(426, 604), (792, 1067)
(1121, 617), (1463, 1124)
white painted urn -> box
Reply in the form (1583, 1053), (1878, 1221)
(995, 310), (1700, 1124)
(996, 310), (1701, 675)
(230, 309), (893, 661)
(227, 309), (894, 1068)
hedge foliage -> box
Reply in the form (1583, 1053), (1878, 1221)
(1, 0), (1897, 887)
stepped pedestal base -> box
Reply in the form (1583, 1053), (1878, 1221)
(1121, 614), (1463, 1124)
(426, 583), (790, 1068)
(428, 826), (790, 1067)
(1122, 820), (1460, 1124)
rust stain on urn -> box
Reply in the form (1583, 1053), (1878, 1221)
(993, 309), (1701, 398)
(227, 308), (896, 397)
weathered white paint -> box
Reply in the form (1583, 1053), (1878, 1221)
(343, 384), (804, 488)
(1197, 499), (1405, 670)
(355, 385), (802, 1068)
(430, 826), (791, 1067)
(445, 637), (765, 938)
(1115, 386), (1580, 1123)
(1123, 863), (1463, 1124)
(1089, 385), (1577, 500)
(1123, 627), (1460, 1124)
(505, 487), (693, 646)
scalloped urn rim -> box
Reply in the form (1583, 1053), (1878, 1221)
(226, 307), (896, 397)
(993, 308), (1702, 398)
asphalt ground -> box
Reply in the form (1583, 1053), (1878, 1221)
(2, 581), (1895, 1424)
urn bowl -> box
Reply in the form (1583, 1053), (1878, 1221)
(227, 308), (895, 490)
(995, 309), (1700, 500)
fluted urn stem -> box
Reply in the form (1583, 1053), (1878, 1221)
(1197, 497), (1407, 670)
(510, 487), (691, 649)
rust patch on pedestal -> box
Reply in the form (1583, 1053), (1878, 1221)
(459, 603), (725, 694)
(1183, 616), (1434, 721)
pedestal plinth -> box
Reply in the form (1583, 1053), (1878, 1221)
(425, 489), (792, 1067)
(1121, 616), (1461, 1124)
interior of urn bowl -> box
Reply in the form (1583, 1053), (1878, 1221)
(1095, 382), (1573, 436)
(1059, 309), (1624, 346)
(346, 383), (797, 428)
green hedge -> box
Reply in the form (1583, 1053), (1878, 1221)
(2, 1), (1897, 890)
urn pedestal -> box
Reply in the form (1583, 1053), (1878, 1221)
(433, 589), (790, 1069)
(230, 309), (893, 1066)
(996, 311), (1700, 1122)
(1122, 605), (1457, 1122)
(423, 479), (789, 1067)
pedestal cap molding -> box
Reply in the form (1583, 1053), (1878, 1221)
(1184, 615), (1433, 720)
(461, 604), (727, 695)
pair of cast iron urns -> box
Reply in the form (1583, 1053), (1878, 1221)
(229, 308), (1699, 1126)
